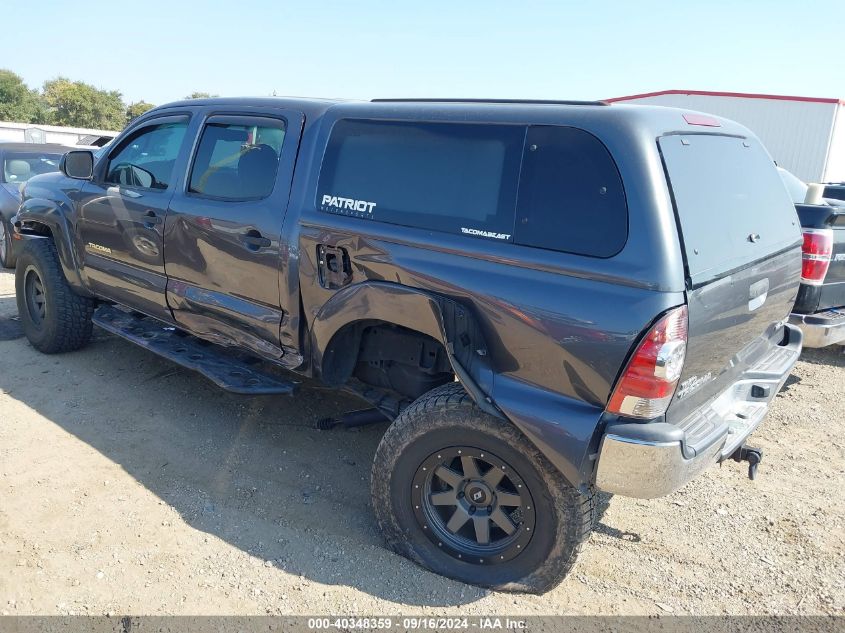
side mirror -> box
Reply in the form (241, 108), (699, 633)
(61, 150), (95, 180)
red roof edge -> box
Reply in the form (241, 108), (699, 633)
(605, 89), (844, 106)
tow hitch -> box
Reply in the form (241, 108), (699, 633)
(730, 445), (764, 480)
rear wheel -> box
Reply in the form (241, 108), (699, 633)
(371, 382), (594, 593)
(15, 239), (94, 353)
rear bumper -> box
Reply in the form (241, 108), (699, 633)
(594, 323), (802, 499)
(789, 309), (845, 348)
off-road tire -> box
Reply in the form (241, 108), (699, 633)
(371, 382), (595, 594)
(15, 239), (94, 353)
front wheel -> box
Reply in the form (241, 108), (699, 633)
(15, 239), (94, 353)
(371, 383), (594, 593)
(0, 215), (15, 268)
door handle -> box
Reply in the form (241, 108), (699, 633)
(142, 210), (161, 228)
(241, 232), (271, 250)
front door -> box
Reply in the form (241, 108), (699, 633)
(163, 110), (303, 360)
(76, 115), (190, 320)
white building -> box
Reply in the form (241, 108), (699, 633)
(0, 121), (117, 147)
(606, 90), (845, 184)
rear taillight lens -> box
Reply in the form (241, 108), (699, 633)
(607, 305), (688, 420)
(801, 228), (833, 286)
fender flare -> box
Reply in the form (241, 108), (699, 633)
(14, 197), (90, 295)
(310, 281), (500, 418)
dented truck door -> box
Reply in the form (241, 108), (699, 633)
(163, 108), (304, 361)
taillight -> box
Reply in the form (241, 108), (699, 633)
(607, 305), (688, 420)
(801, 228), (833, 286)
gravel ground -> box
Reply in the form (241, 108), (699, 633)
(0, 267), (843, 616)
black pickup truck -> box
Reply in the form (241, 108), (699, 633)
(12, 98), (803, 593)
(790, 203), (845, 347)
(778, 169), (845, 347)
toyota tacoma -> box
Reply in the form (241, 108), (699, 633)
(12, 98), (803, 593)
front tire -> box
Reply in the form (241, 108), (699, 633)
(15, 239), (94, 353)
(0, 215), (15, 269)
(371, 383), (594, 594)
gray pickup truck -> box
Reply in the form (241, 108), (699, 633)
(12, 98), (802, 593)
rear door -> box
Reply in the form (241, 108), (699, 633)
(658, 133), (802, 423)
(75, 115), (191, 320)
(163, 109), (304, 360)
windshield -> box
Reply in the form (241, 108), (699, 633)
(777, 167), (808, 204)
(2, 152), (63, 185)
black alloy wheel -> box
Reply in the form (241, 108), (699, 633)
(411, 446), (535, 565)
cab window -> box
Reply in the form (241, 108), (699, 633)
(189, 118), (285, 201)
(105, 120), (188, 190)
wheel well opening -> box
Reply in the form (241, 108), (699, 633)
(321, 320), (455, 401)
(19, 221), (54, 239)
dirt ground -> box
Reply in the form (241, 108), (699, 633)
(0, 267), (843, 616)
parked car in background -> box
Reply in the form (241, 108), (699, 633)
(777, 168), (845, 348)
(0, 143), (71, 268)
(12, 98), (803, 593)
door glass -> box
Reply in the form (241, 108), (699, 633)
(189, 120), (285, 200)
(106, 121), (188, 190)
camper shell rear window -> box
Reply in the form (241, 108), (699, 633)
(316, 119), (628, 258)
(659, 134), (801, 285)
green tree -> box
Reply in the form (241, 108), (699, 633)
(0, 69), (40, 122)
(126, 100), (155, 123)
(42, 77), (125, 130)
(183, 92), (218, 99)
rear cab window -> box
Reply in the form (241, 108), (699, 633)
(316, 119), (628, 258)
(824, 186), (845, 202)
(659, 134), (801, 285)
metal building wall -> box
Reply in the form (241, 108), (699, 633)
(823, 104), (845, 183)
(609, 93), (838, 183)
(0, 121), (118, 146)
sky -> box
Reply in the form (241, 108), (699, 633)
(3, 0), (844, 106)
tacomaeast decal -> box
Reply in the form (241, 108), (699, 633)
(321, 194), (376, 214)
(461, 227), (511, 240)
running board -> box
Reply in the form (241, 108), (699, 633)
(92, 305), (297, 395)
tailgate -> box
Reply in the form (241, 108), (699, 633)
(658, 133), (802, 424)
